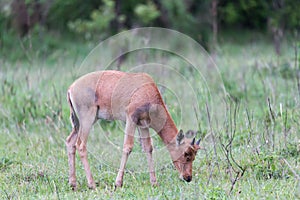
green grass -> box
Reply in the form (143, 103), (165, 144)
(0, 31), (299, 199)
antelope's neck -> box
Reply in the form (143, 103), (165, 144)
(157, 112), (178, 154)
(156, 110), (187, 161)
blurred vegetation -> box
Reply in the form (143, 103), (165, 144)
(0, 0), (299, 56)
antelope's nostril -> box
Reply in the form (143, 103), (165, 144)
(185, 176), (192, 182)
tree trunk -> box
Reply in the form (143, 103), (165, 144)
(211, 0), (218, 59)
(11, 0), (52, 36)
(270, 0), (285, 56)
(110, 0), (122, 33)
(152, 0), (171, 28)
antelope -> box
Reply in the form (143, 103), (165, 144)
(66, 70), (201, 190)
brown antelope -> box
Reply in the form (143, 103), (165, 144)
(66, 70), (201, 190)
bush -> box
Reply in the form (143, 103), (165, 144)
(67, 0), (115, 40)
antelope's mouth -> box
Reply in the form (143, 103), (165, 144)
(179, 174), (192, 182)
(183, 176), (192, 182)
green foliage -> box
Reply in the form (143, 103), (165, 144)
(160, 0), (211, 47)
(0, 27), (88, 62)
(0, 157), (14, 170)
(278, 61), (295, 79)
(0, 11), (8, 33)
(269, 0), (300, 29)
(47, 0), (103, 31)
(68, 0), (116, 39)
(250, 143), (299, 181)
(222, 76), (244, 102)
(219, 0), (300, 31)
(1, 78), (45, 125)
(221, 2), (239, 25)
(251, 153), (287, 180)
(220, 0), (269, 29)
(280, 143), (300, 159)
(134, 2), (160, 25)
(207, 187), (228, 200)
(1, 0), (300, 43)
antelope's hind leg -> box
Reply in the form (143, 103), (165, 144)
(76, 106), (98, 189)
(139, 127), (157, 186)
(66, 126), (78, 190)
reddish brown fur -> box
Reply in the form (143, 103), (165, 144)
(66, 70), (200, 190)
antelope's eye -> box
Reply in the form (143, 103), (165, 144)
(184, 152), (192, 161)
(184, 152), (191, 157)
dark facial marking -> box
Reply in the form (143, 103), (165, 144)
(184, 146), (197, 162)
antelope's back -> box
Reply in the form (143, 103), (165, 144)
(69, 70), (164, 121)
(95, 70), (159, 120)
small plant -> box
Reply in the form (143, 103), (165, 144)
(278, 61), (295, 79)
(207, 187), (228, 200)
(252, 152), (289, 180)
(0, 157), (13, 170)
(279, 143), (300, 159)
(222, 77), (244, 103)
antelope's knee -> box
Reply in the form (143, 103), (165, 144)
(141, 139), (153, 153)
(66, 141), (76, 154)
(144, 145), (153, 154)
(123, 146), (133, 155)
(67, 145), (76, 154)
(77, 145), (87, 158)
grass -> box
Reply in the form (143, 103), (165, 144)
(0, 29), (299, 199)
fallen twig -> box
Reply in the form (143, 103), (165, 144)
(282, 158), (300, 181)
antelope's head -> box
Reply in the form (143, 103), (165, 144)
(173, 130), (202, 182)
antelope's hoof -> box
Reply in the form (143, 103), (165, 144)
(88, 182), (96, 190)
(70, 183), (77, 191)
(114, 181), (123, 190)
(151, 181), (158, 187)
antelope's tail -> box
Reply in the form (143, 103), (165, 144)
(67, 90), (79, 132)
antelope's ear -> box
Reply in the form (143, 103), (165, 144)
(176, 129), (184, 146)
(194, 145), (205, 151)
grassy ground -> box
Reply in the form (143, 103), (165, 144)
(0, 30), (299, 199)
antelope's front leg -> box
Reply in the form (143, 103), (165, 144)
(139, 127), (157, 186)
(115, 119), (136, 188)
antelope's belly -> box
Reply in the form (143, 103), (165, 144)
(97, 107), (126, 121)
